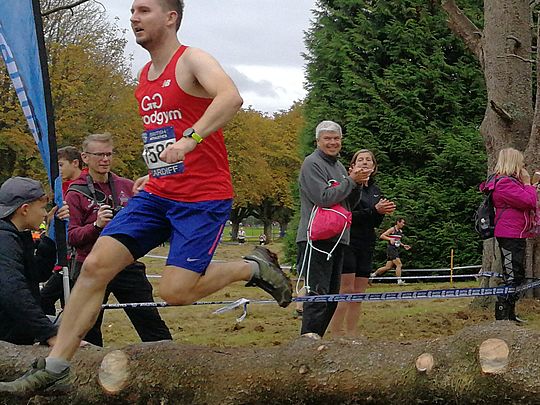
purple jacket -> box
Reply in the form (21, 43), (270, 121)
(481, 175), (537, 239)
(65, 172), (134, 262)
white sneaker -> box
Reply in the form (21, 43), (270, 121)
(301, 332), (321, 340)
(370, 272), (377, 278)
(397, 279), (406, 285)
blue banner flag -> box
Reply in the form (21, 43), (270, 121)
(0, 0), (67, 266)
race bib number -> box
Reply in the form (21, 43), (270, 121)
(141, 126), (184, 178)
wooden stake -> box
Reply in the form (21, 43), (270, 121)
(450, 249), (454, 288)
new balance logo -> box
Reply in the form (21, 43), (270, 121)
(162, 79), (171, 87)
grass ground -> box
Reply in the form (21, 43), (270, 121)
(100, 241), (540, 348)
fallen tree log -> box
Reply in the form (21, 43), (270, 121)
(1, 322), (539, 404)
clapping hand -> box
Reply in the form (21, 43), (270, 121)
(375, 198), (396, 215)
(350, 166), (373, 185)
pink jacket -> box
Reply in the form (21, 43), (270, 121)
(482, 175), (537, 239)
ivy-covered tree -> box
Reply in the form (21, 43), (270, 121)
(293, 0), (486, 268)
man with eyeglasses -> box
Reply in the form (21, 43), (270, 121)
(63, 133), (171, 347)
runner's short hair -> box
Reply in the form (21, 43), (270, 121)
(82, 133), (113, 152)
(58, 146), (82, 169)
(159, 0), (184, 31)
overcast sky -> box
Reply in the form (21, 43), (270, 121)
(105, 0), (317, 114)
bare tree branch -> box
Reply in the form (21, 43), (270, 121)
(489, 100), (514, 123)
(506, 35), (522, 49)
(441, 0), (484, 67)
(496, 54), (535, 64)
(42, 0), (93, 17)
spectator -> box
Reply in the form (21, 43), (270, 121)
(330, 149), (395, 336)
(40, 146), (87, 316)
(259, 233), (267, 245)
(296, 120), (369, 338)
(481, 147), (538, 321)
(238, 227), (246, 244)
(64, 134), (172, 346)
(58, 146), (86, 195)
(0, 177), (69, 345)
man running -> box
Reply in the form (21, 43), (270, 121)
(0, 0), (291, 394)
(371, 218), (411, 285)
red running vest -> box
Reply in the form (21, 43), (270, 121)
(135, 45), (234, 202)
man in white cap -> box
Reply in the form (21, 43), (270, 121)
(0, 177), (69, 346)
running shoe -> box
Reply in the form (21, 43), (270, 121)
(0, 357), (71, 395)
(244, 246), (292, 307)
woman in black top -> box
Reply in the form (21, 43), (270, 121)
(330, 149), (396, 336)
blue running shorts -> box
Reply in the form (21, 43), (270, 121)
(101, 191), (231, 273)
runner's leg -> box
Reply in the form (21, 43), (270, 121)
(49, 237), (134, 361)
(159, 261), (252, 305)
(376, 261), (393, 276)
(394, 259), (403, 278)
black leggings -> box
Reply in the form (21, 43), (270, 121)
(497, 237), (526, 303)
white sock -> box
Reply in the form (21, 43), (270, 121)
(45, 357), (70, 373)
(244, 260), (259, 280)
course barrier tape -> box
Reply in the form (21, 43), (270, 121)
(102, 279), (540, 311)
(145, 270), (496, 280)
(371, 274), (477, 281)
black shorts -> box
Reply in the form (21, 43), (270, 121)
(386, 245), (400, 261)
(341, 244), (373, 278)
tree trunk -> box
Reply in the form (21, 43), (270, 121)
(1, 323), (540, 404)
(279, 221), (288, 238)
(442, 1), (539, 296)
(523, 19), (540, 297)
(263, 222), (272, 243)
(471, 238), (500, 307)
(254, 198), (276, 243)
(479, 0), (533, 161)
(229, 207), (253, 241)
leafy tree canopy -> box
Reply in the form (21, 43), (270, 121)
(292, 0), (487, 268)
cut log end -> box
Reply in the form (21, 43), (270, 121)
(415, 353), (434, 373)
(98, 349), (131, 394)
(478, 338), (509, 374)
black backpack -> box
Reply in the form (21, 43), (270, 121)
(474, 176), (504, 240)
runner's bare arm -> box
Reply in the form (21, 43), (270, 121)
(160, 48), (243, 164)
(379, 227), (393, 241)
(181, 47), (243, 136)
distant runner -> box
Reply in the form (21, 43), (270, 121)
(371, 218), (411, 285)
